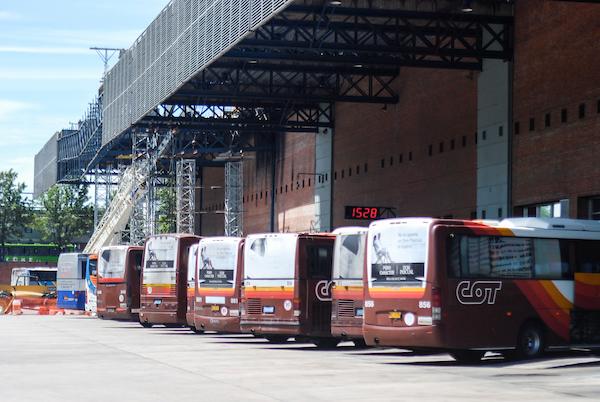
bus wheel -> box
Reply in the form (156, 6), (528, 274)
(265, 335), (289, 344)
(353, 339), (368, 348)
(193, 327), (204, 334)
(140, 322), (153, 328)
(516, 323), (545, 359)
(313, 338), (340, 349)
(449, 350), (484, 363)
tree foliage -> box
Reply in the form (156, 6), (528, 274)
(157, 182), (176, 234)
(34, 184), (93, 250)
(0, 169), (31, 247)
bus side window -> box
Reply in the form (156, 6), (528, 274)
(446, 235), (461, 278)
(81, 260), (87, 279)
(533, 238), (572, 279)
(575, 240), (600, 273)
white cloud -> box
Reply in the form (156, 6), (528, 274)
(0, 68), (101, 81)
(0, 46), (90, 55)
(0, 99), (34, 121)
(0, 11), (21, 21)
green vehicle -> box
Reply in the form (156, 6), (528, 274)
(0, 243), (76, 264)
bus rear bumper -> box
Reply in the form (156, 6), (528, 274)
(363, 323), (442, 348)
(195, 315), (241, 333)
(139, 310), (184, 325)
(331, 322), (363, 340)
(240, 319), (301, 336)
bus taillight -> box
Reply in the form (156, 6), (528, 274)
(432, 287), (442, 323)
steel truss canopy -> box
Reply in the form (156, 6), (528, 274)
(103, 0), (513, 146)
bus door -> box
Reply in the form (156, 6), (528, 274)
(572, 241), (600, 344)
(128, 249), (143, 313)
(85, 255), (98, 314)
(304, 240), (334, 336)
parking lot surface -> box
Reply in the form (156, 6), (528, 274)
(1, 315), (599, 401)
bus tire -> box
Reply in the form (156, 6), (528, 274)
(353, 339), (368, 348)
(265, 335), (289, 344)
(449, 350), (484, 363)
(140, 322), (153, 328)
(313, 338), (340, 349)
(193, 327), (204, 334)
(516, 322), (545, 359)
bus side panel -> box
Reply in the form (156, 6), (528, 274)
(57, 290), (86, 310)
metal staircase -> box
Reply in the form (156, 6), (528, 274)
(83, 132), (173, 253)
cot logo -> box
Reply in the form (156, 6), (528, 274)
(315, 280), (333, 302)
(456, 281), (502, 305)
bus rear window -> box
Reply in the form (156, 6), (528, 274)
(447, 235), (572, 279)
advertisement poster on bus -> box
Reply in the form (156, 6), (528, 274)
(143, 236), (177, 286)
(369, 222), (428, 287)
(244, 235), (297, 280)
(198, 240), (239, 288)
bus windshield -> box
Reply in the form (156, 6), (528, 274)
(333, 233), (366, 280)
(368, 221), (429, 288)
(198, 239), (240, 288)
(99, 248), (127, 279)
(143, 236), (177, 285)
(30, 270), (57, 286)
(244, 235), (297, 280)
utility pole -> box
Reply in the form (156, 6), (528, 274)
(90, 47), (124, 80)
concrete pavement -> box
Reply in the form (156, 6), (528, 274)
(0, 315), (599, 401)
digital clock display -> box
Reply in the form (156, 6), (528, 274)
(345, 206), (385, 220)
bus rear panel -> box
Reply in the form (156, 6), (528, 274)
(240, 233), (337, 345)
(139, 234), (200, 326)
(57, 253), (88, 310)
(331, 227), (368, 343)
(194, 237), (244, 333)
(97, 246), (143, 320)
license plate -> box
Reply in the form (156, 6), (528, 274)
(153, 299), (162, 305)
(107, 308), (115, 313)
(263, 306), (274, 314)
(388, 311), (401, 319)
(211, 305), (220, 312)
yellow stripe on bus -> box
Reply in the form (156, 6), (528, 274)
(540, 281), (572, 311)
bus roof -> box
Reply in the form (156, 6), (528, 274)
(499, 218), (600, 232)
(332, 226), (368, 235)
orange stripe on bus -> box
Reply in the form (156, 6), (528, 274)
(198, 288), (235, 296)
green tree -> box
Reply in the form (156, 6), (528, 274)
(157, 182), (176, 234)
(0, 169), (31, 248)
(35, 184), (94, 250)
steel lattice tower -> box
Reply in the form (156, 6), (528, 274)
(224, 160), (243, 237)
(176, 159), (196, 234)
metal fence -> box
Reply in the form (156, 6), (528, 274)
(103, 0), (293, 144)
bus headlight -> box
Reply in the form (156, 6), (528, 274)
(403, 312), (416, 326)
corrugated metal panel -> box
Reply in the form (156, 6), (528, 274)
(33, 132), (59, 198)
(103, 0), (293, 145)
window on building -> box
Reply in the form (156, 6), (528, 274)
(482, 130), (487, 141)
(364, 163), (368, 173)
(399, 153), (403, 163)
(521, 200), (566, 218)
(474, 132), (478, 144)
(578, 196), (600, 220)
(450, 139), (455, 150)
(498, 207), (503, 218)
(389, 156), (394, 166)
(529, 118), (535, 131)
(428, 144), (433, 156)
(545, 113), (551, 128)
(561, 108), (568, 123)
(356, 165), (359, 175)
(498, 126), (503, 137)
(302, 179), (305, 188)
(579, 103), (586, 119)
(308, 178), (311, 186)
(409, 151), (413, 161)
(514, 121), (520, 135)
(481, 209), (486, 219)
(334, 171), (337, 180)
(341, 170), (345, 179)
(462, 136), (467, 146)
(439, 142), (444, 153)
(380, 159), (385, 168)
(348, 168), (352, 177)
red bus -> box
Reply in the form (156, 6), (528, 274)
(331, 227), (368, 346)
(97, 245), (144, 320)
(194, 237), (244, 333)
(186, 243), (200, 331)
(363, 218), (600, 362)
(139, 234), (200, 328)
(240, 233), (338, 347)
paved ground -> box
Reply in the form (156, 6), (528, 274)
(1, 315), (599, 401)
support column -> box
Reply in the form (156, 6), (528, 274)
(476, 25), (511, 220)
(313, 103), (333, 232)
(224, 160), (243, 237)
(176, 159), (196, 234)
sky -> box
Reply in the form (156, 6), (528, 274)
(0, 0), (169, 192)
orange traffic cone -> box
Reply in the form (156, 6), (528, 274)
(12, 299), (22, 315)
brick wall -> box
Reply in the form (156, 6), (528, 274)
(332, 67), (478, 227)
(512, 0), (600, 217)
